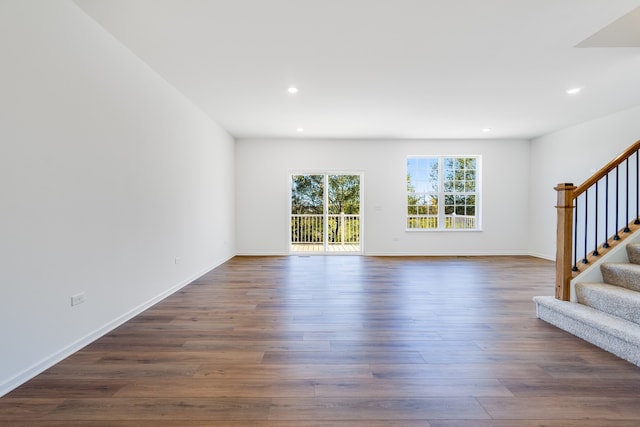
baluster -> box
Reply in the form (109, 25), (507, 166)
(572, 197), (579, 272)
(593, 182), (599, 256)
(636, 150), (640, 225)
(625, 158), (631, 232)
(583, 191), (589, 264)
(604, 174), (610, 248)
(615, 166), (620, 240)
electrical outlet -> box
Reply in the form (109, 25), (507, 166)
(71, 292), (85, 307)
(175, 257), (182, 264)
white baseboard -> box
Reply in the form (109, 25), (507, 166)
(363, 251), (532, 257)
(238, 251), (542, 258)
(235, 251), (288, 256)
(0, 256), (231, 397)
(527, 251), (555, 261)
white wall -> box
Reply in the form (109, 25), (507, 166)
(529, 106), (640, 260)
(236, 138), (530, 256)
(0, 1), (235, 395)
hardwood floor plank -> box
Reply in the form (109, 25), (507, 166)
(262, 350), (426, 364)
(501, 377), (640, 397)
(42, 397), (272, 421)
(370, 363), (553, 379)
(329, 340), (482, 352)
(36, 363), (201, 379)
(1, 422), (433, 427)
(539, 360), (640, 379)
(4, 255), (640, 425)
(89, 350), (264, 364)
(303, 330), (444, 341)
(479, 396), (640, 419)
(193, 363), (374, 380)
(268, 397), (490, 420)
(0, 398), (64, 419)
(313, 378), (513, 398)
(114, 378), (316, 398)
(430, 421), (640, 427)
(5, 379), (128, 398)
(182, 339), (330, 352)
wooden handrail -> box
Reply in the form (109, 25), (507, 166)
(574, 139), (640, 197)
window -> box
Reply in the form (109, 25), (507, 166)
(407, 156), (480, 230)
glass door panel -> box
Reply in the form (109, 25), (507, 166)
(328, 175), (360, 252)
(291, 175), (324, 252)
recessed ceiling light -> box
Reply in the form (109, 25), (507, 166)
(566, 87), (582, 95)
(482, 128), (492, 133)
(296, 127), (304, 132)
(288, 87), (299, 94)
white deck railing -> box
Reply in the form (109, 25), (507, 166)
(407, 214), (476, 229)
(447, 214), (475, 229)
(291, 214), (361, 244)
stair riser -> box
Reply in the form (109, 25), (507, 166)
(601, 265), (640, 292)
(576, 286), (640, 326)
(627, 244), (640, 265)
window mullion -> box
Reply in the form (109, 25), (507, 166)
(438, 157), (445, 229)
(323, 174), (329, 251)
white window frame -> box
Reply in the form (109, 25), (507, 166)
(406, 155), (481, 231)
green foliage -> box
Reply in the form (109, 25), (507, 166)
(328, 175), (360, 214)
(443, 157), (476, 192)
(291, 175), (323, 214)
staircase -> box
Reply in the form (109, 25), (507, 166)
(535, 243), (640, 366)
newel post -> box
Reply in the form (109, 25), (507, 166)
(555, 183), (576, 301)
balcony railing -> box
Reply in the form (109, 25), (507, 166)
(291, 214), (361, 244)
(407, 214), (476, 229)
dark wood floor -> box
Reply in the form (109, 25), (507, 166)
(4, 255), (640, 426)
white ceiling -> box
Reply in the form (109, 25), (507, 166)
(73, 0), (640, 140)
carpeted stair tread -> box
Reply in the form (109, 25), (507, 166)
(576, 282), (640, 325)
(534, 296), (640, 366)
(627, 243), (640, 265)
(601, 262), (640, 292)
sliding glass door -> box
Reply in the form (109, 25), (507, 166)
(290, 174), (361, 254)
